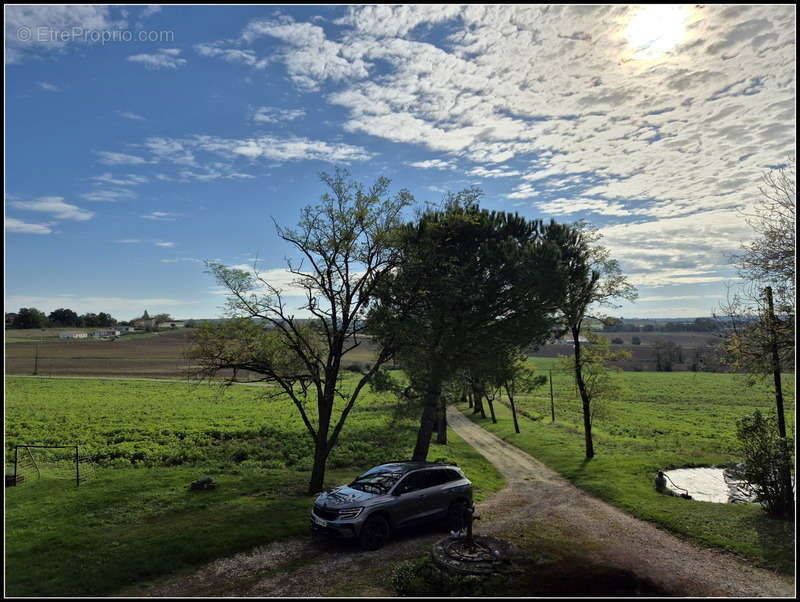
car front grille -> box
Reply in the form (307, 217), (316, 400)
(313, 506), (340, 521)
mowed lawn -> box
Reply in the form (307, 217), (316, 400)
(464, 361), (795, 574)
(4, 376), (504, 597)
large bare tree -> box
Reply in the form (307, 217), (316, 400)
(188, 169), (412, 494)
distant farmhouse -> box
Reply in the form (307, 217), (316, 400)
(59, 331), (88, 339)
(132, 310), (184, 330)
(92, 330), (121, 338)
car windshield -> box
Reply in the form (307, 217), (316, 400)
(349, 471), (403, 494)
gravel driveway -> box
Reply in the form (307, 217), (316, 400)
(126, 406), (795, 597)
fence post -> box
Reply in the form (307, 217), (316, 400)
(549, 369), (555, 422)
(75, 446), (79, 487)
(14, 446), (19, 484)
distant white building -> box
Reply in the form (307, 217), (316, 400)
(117, 325), (136, 332)
(92, 330), (121, 338)
(59, 331), (88, 339)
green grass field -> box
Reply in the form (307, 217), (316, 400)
(4, 375), (504, 597)
(465, 360), (795, 573)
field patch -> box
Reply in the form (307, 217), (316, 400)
(4, 376), (504, 596)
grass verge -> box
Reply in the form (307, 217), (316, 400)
(463, 399), (794, 574)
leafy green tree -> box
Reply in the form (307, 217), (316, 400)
(48, 308), (79, 327)
(188, 169), (412, 494)
(369, 190), (563, 461)
(545, 220), (637, 458)
(487, 348), (546, 434)
(559, 328), (630, 431)
(97, 312), (117, 327)
(12, 307), (48, 329)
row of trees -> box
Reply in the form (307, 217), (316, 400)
(7, 308), (179, 330)
(8, 307), (118, 329)
(188, 170), (636, 493)
(602, 316), (719, 333)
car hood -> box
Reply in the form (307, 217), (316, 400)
(315, 485), (376, 508)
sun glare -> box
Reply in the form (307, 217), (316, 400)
(625, 5), (690, 61)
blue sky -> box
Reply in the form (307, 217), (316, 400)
(4, 4), (796, 321)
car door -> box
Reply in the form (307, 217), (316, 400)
(391, 470), (432, 528)
(423, 468), (454, 520)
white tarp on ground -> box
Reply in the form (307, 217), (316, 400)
(662, 467), (752, 503)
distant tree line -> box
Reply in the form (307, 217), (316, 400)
(8, 307), (118, 329)
(602, 316), (721, 333)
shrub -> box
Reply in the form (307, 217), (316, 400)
(735, 410), (794, 518)
(389, 553), (498, 596)
(344, 362), (365, 374)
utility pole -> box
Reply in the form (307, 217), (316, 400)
(764, 286), (786, 439)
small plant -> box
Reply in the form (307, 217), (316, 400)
(735, 410), (794, 518)
(389, 552), (498, 596)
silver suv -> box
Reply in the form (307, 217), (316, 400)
(311, 461), (473, 550)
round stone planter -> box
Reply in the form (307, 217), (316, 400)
(432, 535), (515, 576)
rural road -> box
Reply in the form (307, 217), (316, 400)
(126, 406), (795, 597)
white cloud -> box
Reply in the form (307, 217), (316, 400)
(250, 106), (306, 123)
(91, 173), (149, 186)
(37, 81), (60, 92)
(240, 17), (370, 90)
(115, 238), (141, 244)
(409, 159), (456, 170)
(194, 42), (269, 69)
(127, 48), (187, 70)
(142, 212), (180, 221)
(117, 110), (146, 121)
(96, 151), (149, 165)
(155, 241), (176, 247)
(5, 217), (52, 234)
(81, 188), (136, 202)
(10, 196), (93, 221)
(140, 6), (162, 19)
(5, 5), (125, 64)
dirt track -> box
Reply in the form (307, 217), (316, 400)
(126, 406), (795, 597)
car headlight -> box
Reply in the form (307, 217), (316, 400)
(336, 507), (364, 519)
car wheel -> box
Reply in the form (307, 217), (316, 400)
(448, 500), (468, 532)
(359, 514), (390, 550)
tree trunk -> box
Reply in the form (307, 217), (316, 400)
(486, 393), (497, 423)
(308, 388), (333, 494)
(436, 399), (447, 444)
(308, 421), (330, 494)
(573, 325), (594, 459)
(505, 385), (520, 433)
(412, 377), (442, 461)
